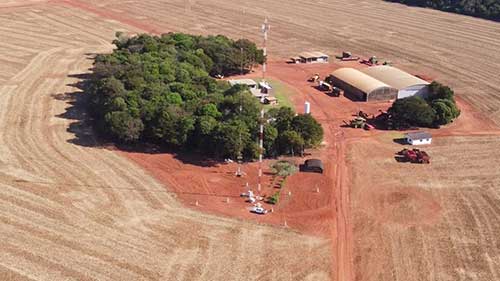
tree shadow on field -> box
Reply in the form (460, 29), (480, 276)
(52, 72), (107, 149)
(393, 138), (408, 145)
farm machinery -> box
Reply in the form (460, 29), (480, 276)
(396, 148), (430, 164)
(360, 56), (379, 66)
(317, 80), (333, 91)
(360, 56), (392, 66)
(336, 51), (360, 61)
(308, 73), (320, 82)
(343, 116), (373, 130)
(343, 111), (374, 130)
(317, 76), (343, 97)
(329, 86), (344, 97)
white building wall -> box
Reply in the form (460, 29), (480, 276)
(317, 57), (328, 63)
(407, 138), (432, 145)
(397, 84), (429, 99)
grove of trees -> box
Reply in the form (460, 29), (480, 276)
(388, 81), (461, 128)
(385, 0), (500, 21)
(88, 33), (323, 159)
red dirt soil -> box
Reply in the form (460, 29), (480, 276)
(121, 59), (389, 238)
(122, 59), (500, 281)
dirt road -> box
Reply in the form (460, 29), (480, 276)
(0, 3), (331, 280)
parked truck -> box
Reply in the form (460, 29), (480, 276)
(396, 148), (430, 164)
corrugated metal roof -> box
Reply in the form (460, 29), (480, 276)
(330, 68), (391, 94)
(405, 131), (432, 140)
(310, 51), (329, 58)
(299, 51), (328, 59)
(228, 79), (257, 87)
(305, 159), (323, 169)
(360, 65), (430, 90)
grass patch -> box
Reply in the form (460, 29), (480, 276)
(257, 78), (295, 109)
(266, 190), (281, 205)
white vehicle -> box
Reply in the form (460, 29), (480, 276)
(250, 205), (268, 215)
(240, 190), (254, 198)
(247, 196), (256, 203)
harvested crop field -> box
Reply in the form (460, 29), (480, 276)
(1, 0), (500, 281)
(0, 3), (331, 281)
(66, 0), (500, 125)
(349, 136), (500, 281)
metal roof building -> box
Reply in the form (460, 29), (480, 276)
(300, 159), (324, 173)
(360, 66), (430, 99)
(228, 79), (257, 88)
(291, 51), (329, 64)
(405, 131), (432, 145)
(327, 68), (398, 101)
(228, 79), (267, 98)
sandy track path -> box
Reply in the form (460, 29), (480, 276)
(0, 3), (332, 281)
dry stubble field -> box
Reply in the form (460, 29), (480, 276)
(1, 0), (500, 281)
(75, 0), (500, 125)
(0, 3), (331, 281)
(349, 136), (500, 281)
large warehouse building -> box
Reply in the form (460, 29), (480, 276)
(327, 68), (398, 101)
(360, 66), (430, 99)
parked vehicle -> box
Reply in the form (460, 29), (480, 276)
(299, 159), (324, 174)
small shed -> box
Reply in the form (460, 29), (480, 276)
(259, 81), (273, 94)
(292, 52), (329, 64)
(300, 159), (324, 173)
(263, 96), (278, 105)
(405, 131), (432, 145)
(228, 79), (257, 89)
(229, 79), (268, 99)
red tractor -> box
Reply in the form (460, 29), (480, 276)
(397, 148), (430, 164)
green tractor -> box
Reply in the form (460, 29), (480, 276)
(346, 116), (366, 128)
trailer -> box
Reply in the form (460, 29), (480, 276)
(397, 148), (430, 164)
(336, 51), (360, 61)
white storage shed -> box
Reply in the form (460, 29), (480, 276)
(405, 131), (432, 145)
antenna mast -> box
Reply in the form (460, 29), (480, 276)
(258, 109), (264, 192)
(261, 17), (270, 82)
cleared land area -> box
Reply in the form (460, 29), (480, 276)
(349, 135), (500, 281)
(1, 1), (500, 281)
(0, 4), (331, 281)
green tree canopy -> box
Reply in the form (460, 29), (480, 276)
(385, 0), (500, 21)
(389, 96), (436, 127)
(388, 81), (460, 128)
(88, 33), (323, 160)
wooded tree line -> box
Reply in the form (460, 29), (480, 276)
(88, 33), (323, 159)
(388, 81), (461, 128)
(386, 0), (500, 21)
